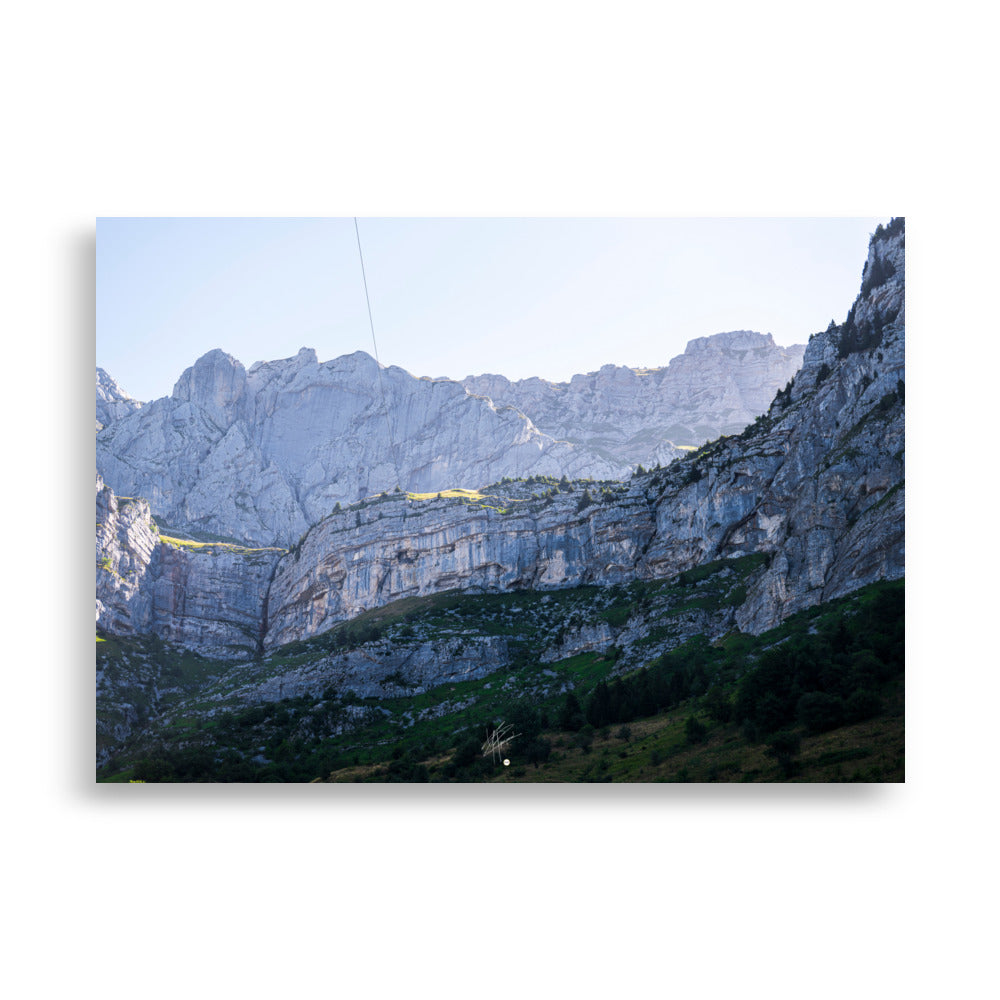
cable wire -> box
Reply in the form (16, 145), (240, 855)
(354, 217), (403, 493)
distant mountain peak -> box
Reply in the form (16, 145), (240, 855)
(95, 367), (142, 430)
(461, 331), (806, 451)
(683, 330), (778, 353)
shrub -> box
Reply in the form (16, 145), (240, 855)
(703, 685), (732, 724)
(134, 757), (176, 782)
(602, 605), (630, 628)
(845, 688), (882, 723)
(559, 692), (585, 732)
(685, 716), (708, 744)
(453, 736), (481, 768)
(766, 730), (801, 777)
(754, 691), (791, 735)
(796, 691), (845, 733)
(861, 254), (896, 296)
(574, 726), (595, 753)
(523, 738), (552, 765)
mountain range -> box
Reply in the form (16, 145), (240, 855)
(462, 329), (804, 458)
(96, 331), (803, 546)
(96, 218), (904, 781)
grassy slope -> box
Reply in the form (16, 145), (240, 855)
(320, 579), (904, 784)
(328, 703), (903, 784)
(98, 572), (903, 783)
(484, 693), (903, 783)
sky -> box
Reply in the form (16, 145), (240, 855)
(97, 217), (886, 403)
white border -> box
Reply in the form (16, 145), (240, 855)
(5, 2), (992, 995)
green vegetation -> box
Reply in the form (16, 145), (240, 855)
(406, 488), (485, 501)
(159, 535), (286, 556)
(98, 573), (903, 784)
(861, 253), (897, 297)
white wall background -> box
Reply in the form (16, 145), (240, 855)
(3, 1), (994, 998)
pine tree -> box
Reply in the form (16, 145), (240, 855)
(559, 692), (584, 731)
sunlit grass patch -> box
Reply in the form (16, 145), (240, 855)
(159, 535), (286, 555)
(406, 488), (486, 501)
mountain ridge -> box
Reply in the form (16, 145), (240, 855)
(96, 220), (905, 776)
(95, 330), (805, 545)
(96, 219), (903, 662)
(461, 331), (805, 456)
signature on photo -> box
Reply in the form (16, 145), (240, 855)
(482, 722), (520, 765)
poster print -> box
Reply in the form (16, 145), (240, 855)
(96, 217), (904, 783)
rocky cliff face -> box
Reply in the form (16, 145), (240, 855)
(263, 223), (903, 644)
(95, 331), (803, 547)
(96, 221), (903, 673)
(96, 368), (142, 430)
(462, 330), (805, 454)
(96, 473), (160, 632)
(645, 221), (904, 629)
(96, 347), (624, 546)
(263, 485), (652, 650)
(96, 474), (282, 657)
(240, 635), (515, 703)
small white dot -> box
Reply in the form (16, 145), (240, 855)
(503, 759), (510, 766)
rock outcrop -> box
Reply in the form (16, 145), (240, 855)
(96, 473), (160, 632)
(242, 635), (514, 703)
(95, 332), (803, 547)
(641, 224), (905, 629)
(96, 368), (142, 430)
(96, 220), (903, 669)
(264, 222), (903, 643)
(263, 486), (652, 650)
(96, 348), (625, 546)
(96, 474), (283, 657)
(462, 331), (805, 454)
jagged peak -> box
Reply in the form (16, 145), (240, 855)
(96, 366), (139, 398)
(334, 349), (378, 368)
(172, 348), (243, 386)
(790, 218), (905, 397)
(248, 346), (319, 378)
(171, 349), (247, 414)
(193, 347), (242, 368)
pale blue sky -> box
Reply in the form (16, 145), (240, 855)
(97, 217), (886, 402)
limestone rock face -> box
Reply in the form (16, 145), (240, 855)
(242, 635), (513, 703)
(96, 474), (282, 658)
(96, 368), (142, 430)
(540, 622), (618, 663)
(96, 332), (802, 548)
(620, 224), (904, 630)
(96, 221), (904, 669)
(263, 487), (654, 650)
(95, 473), (159, 632)
(96, 347), (624, 546)
(462, 330), (805, 455)
(171, 348), (248, 428)
(264, 223), (904, 644)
